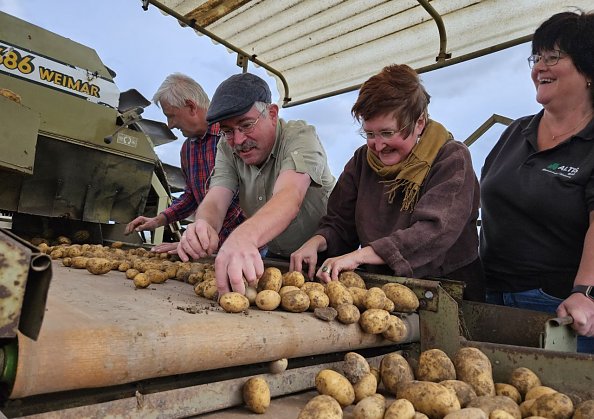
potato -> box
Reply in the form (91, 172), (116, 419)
(382, 315), (409, 343)
(219, 292), (250, 313)
(353, 394), (386, 419)
(414, 414), (430, 419)
(380, 352), (415, 394)
(242, 377), (270, 414)
(307, 289), (330, 310)
(440, 380), (478, 408)
(529, 392), (573, 419)
(417, 349), (456, 382)
(509, 367), (541, 398)
(359, 308), (390, 334)
(490, 409), (515, 419)
(50, 248), (65, 259)
(86, 257), (112, 275)
(339, 271), (366, 289)
(364, 287), (388, 310)
(62, 257), (72, 267)
(573, 400), (594, 419)
(244, 286), (258, 305)
(118, 261), (132, 272)
(467, 396), (521, 419)
(280, 290), (310, 312)
(453, 347), (495, 397)
(443, 408), (487, 419)
(342, 352), (370, 384)
(175, 265), (191, 282)
(397, 380), (461, 419)
(133, 273), (150, 289)
(145, 269), (167, 284)
(383, 298), (396, 312)
(255, 290), (281, 311)
(349, 287), (368, 311)
(301, 281), (325, 294)
(315, 369), (355, 407)
(298, 394), (342, 419)
(519, 399), (535, 418)
(163, 264), (178, 279)
(56, 235), (72, 245)
(202, 280), (218, 300)
(370, 366), (381, 386)
(384, 398), (415, 419)
(353, 372), (377, 402)
(269, 358), (288, 374)
(279, 285), (301, 297)
(282, 271), (305, 287)
(326, 281), (353, 308)
(257, 267), (283, 292)
(495, 383), (522, 404)
(525, 385), (556, 401)
(336, 303), (361, 324)
(382, 283), (419, 312)
(126, 268), (140, 279)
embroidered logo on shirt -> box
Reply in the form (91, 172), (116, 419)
(542, 162), (579, 178)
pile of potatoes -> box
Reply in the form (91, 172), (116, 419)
(34, 240), (217, 290)
(298, 347), (594, 419)
(217, 267), (419, 343)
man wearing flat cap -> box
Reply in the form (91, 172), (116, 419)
(177, 72), (335, 295)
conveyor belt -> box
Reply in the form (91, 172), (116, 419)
(11, 261), (399, 398)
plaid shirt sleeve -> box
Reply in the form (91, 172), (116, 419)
(161, 139), (198, 224)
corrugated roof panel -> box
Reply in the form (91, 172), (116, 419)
(152, 0), (594, 105)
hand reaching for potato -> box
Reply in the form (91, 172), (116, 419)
(213, 230), (263, 295)
(177, 220), (220, 262)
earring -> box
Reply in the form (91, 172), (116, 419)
(416, 135), (421, 144)
(588, 81), (592, 88)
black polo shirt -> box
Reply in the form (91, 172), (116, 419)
(480, 110), (594, 298)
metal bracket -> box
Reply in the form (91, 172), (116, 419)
(541, 316), (577, 352)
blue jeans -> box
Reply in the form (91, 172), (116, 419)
(486, 289), (594, 354)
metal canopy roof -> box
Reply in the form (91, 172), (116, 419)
(146, 0), (593, 107)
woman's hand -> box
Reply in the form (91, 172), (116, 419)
(317, 246), (386, 283)
(290, 235), (326, 279)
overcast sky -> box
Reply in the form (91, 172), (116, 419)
(1, 0), (542, 177)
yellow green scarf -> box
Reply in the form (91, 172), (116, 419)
(366, 119), (452, 211)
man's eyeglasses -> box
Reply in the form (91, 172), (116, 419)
(220, 109), (266, 141)
(527, 50), (566, 69)
(359, 121), (411, 141)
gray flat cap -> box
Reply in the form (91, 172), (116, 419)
(206, 73), (272, 124)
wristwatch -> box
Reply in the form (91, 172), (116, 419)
(571, 285), (594, 301)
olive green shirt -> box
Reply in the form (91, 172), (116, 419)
(211, 119), (335, 256)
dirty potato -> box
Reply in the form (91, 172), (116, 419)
(336, 303), (361, 324)
(490, 409), (516, 419)
(443, 407), (487, 419)
(342, 352), (370, 384)
(242, 377), (270, 414)
(417, 348), (456, 382)
(397, 380), (461, 419)
(440, 380), (478, 408)
(280, 290), (310, 312)
(145, 269), (167, 284)
(298, 394), (342, 419)
(495, 383), (522, 404)
(353, 394), (386, 419)
(359, 308), (390, 334)
(255, 290), (281, 311)
(524, 385), (556, 401)
(282, 271), (305, 287)
(219, 292), (250, 313)
(573, 400), (594, 419)
(301, 281), (325, 294)
(364, 287), (388, 310)
(279, 285), (301, 297)
(339, 271), (366, 289)
(133, 273), (151, 289)
(244, 286), (258, 305)
(453, 347), (495, 397)
(467, 396), (521, 419)
(326, 281), (354, 308)
(349, 286), (368, 311)
(353, 372), (377, 402)
(315, 369), (355, 407)
(509, 367), (541, 398)
(382, 315), (408, 343)
(380, 352), (415, 394)
(125, 268), (140, 279)
(384, 398), (415, 419)
(307, 289), (330, 310)
(529, 392), (573, 419)
(257, 267), (283, 292)
(382, 283), (419, 312)
(86, 257), (112, 275)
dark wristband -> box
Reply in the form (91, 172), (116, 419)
(571, 285), (594, 301)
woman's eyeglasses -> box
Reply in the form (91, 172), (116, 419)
(527, 50), (566, 69)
